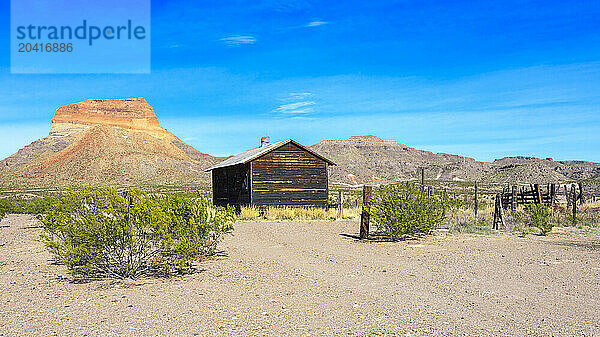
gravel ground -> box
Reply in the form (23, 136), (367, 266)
(1, 214), (599, 336)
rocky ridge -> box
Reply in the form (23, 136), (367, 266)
(310, 135), (600, 185)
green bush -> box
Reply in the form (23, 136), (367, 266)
(40, 187), (235, 279)
(0, 196), (58, 217)
(370, 182), (445, 239)
(21, 196), (58, 216)
(517, 203), (552, 235)
(0, 199), (14, 220)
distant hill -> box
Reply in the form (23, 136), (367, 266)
(309, 136), (487, 184)
(486, 157), (600, 184)
(0, 98), (221, 187)
(310, 135), (600, 185)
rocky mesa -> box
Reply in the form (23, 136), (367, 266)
(0, 98), (220, 187)
(52, 97), (165, 135)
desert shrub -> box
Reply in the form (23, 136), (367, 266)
(0, 196), (58, 218)
(22, 196), (59, 216)
(40, 187), (235, 279)
(0, 199), (14, 220)
(516, 203), (552, 235)
(370, 182), (445, 239)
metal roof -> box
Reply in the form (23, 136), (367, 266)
(205, 139), (336, 171)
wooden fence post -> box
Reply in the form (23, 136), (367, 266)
(499, 194), (505, 227)
(565, 185), (571, 208)
(520, 186), (525, 204)
(550, 183), (556, 206)
(578, 182), (585, 204)
(572, 185), (577, 224)
(338, 190), (343, 218)
(493, 194), (498, 229)
(337, 190), (343, 218)
(360, 185), (372, 239)
(421, 168), (425, 195)
(474, 181), (478, 219)
(493, 193), (504, 230)
(442, 188), (447, 218)
(535, 184), (543, 204)
(511, 185), (517, 211)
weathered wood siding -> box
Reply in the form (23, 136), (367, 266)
(212, 163), (251, 206)
(251, 143), (328, 207)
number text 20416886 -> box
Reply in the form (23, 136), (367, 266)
(18, 43), (73, 53)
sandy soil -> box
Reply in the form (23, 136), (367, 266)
(1, 214), (599, 336)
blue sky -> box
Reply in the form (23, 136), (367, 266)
(1, 0), (599, 161)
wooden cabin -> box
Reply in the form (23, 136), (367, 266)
(205, 139), (336, 207)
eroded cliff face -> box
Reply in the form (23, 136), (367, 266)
(0, 97), (220, 187)
(51, 97), (165, 135)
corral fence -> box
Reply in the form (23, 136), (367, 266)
(499, 183), (556, 210)
(350, 175), (598, 239)
(495, 182), (593, 225)
(497, 182), (589, 211)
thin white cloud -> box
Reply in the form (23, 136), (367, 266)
(281, 107), (314, 115)
(273, 93), (317, 116)
(305, 21), (328, 27)
(275, 101), (315, 112)
(274, 100), (316, 117)
(220, 35), (257, 46)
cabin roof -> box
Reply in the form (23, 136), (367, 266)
(205, 139), (336, 171)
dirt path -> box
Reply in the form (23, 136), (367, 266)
(1, 214), (599, 336)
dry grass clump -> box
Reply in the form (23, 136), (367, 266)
(444, 202), (495, 234)
(549, 200), (600, 227)
(238, 206), (361, 221)
(581, 199), (600, 210)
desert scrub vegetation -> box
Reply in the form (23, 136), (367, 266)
(445, 201), (496, 234)
(0, 195), (63, 219)
(503, 200), (600, 235)
(39, 187), (235, 279)
(18, 196), (58, 216)
(238, 206), (361, 221)
(370, 182), (445, 239)
(549, 200), (600, 227)
(0, 198), (14, 220)
(514, 203), (552, 235)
